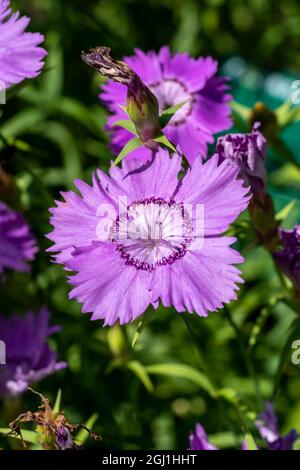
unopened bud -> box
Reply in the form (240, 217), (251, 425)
(81, 47), (161, 143)
(216, 122), (267, 197)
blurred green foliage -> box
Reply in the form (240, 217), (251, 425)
(0, 0), (300, 450)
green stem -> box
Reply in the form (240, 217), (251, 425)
(182, 313), (258, 439)
(181, 314), (211, 375)
(223, 306), (263, 410)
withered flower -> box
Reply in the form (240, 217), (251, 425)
(8, 388), (101, 450)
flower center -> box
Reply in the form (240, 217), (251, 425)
(149, 79), (193, 126)
(110, 197), (193, 271)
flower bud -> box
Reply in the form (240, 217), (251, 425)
(81, 47), (161, 143)
(216, 122), (267, 197)
(107, 323), (128, 359)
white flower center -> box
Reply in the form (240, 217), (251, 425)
(110, 197), (193, 271)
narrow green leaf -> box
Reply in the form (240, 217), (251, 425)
(275, 100), (300, 129)
(210, 432), (240, 449)
(275, 200), (296, 222)
(153, 134), (176, 152)
(42, 31), (64, 100)
(270, 163), (300, 187)
(127, 360), (154, 393)
(112, 137), (143, 167)
(216, 387), (240, 405)
(52, 97), (106, 137)
(112, 119), (138, 136)
(37, 122), (82, 186)
(230, 101), (251, 132)
(74, 413), (98, 446)
(145, 363), (216, 397)
(231, 101), (251, 121)
(159, 99), (190, 128)
(0, 428), (38, 445)
(244, 433), (258, 450)
(1, 108), (46, 138)
(270, 136), (300, 170)
(53, 389), (62, 413)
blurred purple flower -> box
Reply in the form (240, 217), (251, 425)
(0, 0), (47, 91)
(190, 404), (298, 451)
(256, 402), (298, 450)
(189, 423), (218, 450)
(216, 123), (267, 196)
(0, 202), (38, 275)
(0, 308), (67, 397)
(101, 46), (232, 165)
(48, 150), (249, 326)
(274, 226), (300, 292)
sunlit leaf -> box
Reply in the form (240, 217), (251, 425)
(127, 360), (154, 393)
(0, 428), (38, 445)
(216, 387), (240, 405)
(275, 200), (296, 222)
(244, 433), (258, 450)
(210, 432), (241, 449)
(112, 119), (138, 136)
(53, 389), (62, 414)
(145, 363), (216, 397)
(276, 100), (300, 129)
(270, 163), (300, 187)
(74, 413), (98, 445)
(153, 133), (176, 152)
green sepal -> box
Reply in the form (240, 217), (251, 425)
(112, 137), (143, 167)
(159, 99), (190, 128)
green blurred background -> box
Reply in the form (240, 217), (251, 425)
(0, 0), (300, 449)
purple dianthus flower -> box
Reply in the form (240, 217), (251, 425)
(101, 47), (232, 165)
(0, 0), (47, 91)
(189, 423), (218, 450)
(0, 202), (37, 275)
(0, 308), (67, 397)
(190, 402), (298, 451)
(216, 122), (267, 196)
(48, 150), (249, 326)
(256, 402), (298, 450)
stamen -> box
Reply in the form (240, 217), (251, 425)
(110, 197), (194, 271)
